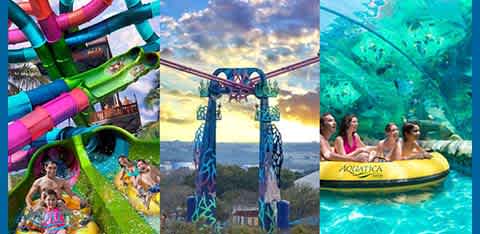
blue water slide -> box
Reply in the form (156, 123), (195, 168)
(9, 2), (158, 62)
(8, 80), (70, 122)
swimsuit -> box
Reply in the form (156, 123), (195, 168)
(343, 135), (358, 154)
(42, 208), (67, 234)
(147, 184), (160, 193)
(126, 167), (139, 177)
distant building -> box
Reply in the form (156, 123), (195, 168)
(89, 94), (142, 133)
(232, 207), (258, 226)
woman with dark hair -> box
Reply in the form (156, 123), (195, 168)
(118, 155), (139, 186)
(334, 114), (371, 160)
(375, 123), (402, 161)
(401, 121), (432, 160)
(320, 113), (368, 162)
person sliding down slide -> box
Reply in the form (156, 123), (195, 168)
(135, 160), (160, 210)
(26, 161), (87, 212)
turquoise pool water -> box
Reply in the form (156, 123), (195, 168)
(320, 170), (472, 234)
(90, 151), (160, 233)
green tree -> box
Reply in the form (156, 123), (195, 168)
(291, 224), (319, 234)
(8, 63), (48, 95)
(282, 185), (319, 221)
(143, 70), (160, 120)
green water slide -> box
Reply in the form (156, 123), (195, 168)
(8, 126), (159, 233)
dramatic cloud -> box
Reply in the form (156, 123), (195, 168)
(278, 88), (320, 127)
(160, 0), (319, 142)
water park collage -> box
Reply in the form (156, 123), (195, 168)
(2, 0), (478, 234)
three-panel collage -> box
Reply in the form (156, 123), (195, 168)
(6, 0), (473, 233)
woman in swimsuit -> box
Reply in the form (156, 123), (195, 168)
(334, 114), (371, 161)
(401, 121), (432, 160)
(118, 155), (139, 186)
(375, 123), (402, 161)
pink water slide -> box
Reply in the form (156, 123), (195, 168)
(8, 148), (37, 172)
(9, 0), (113, 44)
(8, 88), (89, 155)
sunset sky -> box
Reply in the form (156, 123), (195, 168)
(159, 0), (320, 142)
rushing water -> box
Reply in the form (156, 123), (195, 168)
(320, 170), (472, 233)
(90, 151), (160, 233)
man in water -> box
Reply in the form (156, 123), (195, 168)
(25, 161), (87, 211)
(320, 113), (368, 162)
(135, 160), (160, 209)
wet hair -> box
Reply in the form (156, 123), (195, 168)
(44, 160), (57, 168)
(402, 121), (419, 139)
(137, 159), (147, 164)
(118, 155), (131, 168)
(320, 112), (333, 135)
(45, 189), (57, 197)
(338, 114), (357, 138)
(385, 123), (397, 132)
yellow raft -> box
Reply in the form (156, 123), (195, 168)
(16, 196), (99, 234)
(114, 172), (160, 216)
(320, 152), (450, 193)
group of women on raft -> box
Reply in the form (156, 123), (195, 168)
(320, 113), (432, 162)
(117, 155), (161, 210)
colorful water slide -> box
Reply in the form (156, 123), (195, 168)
(10, 0), (79, 77)
(124, 0), (160, 52)
(9, 1), (160, 63)
(8, 126), (99, 172)
(8, 126), (159, 233)
(8, 48), (147, 122)
(10, 0), (113, 44)
(8, 48), (160, 155)
(59, 0), (75, 13)
(8, 0), (62, 78)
